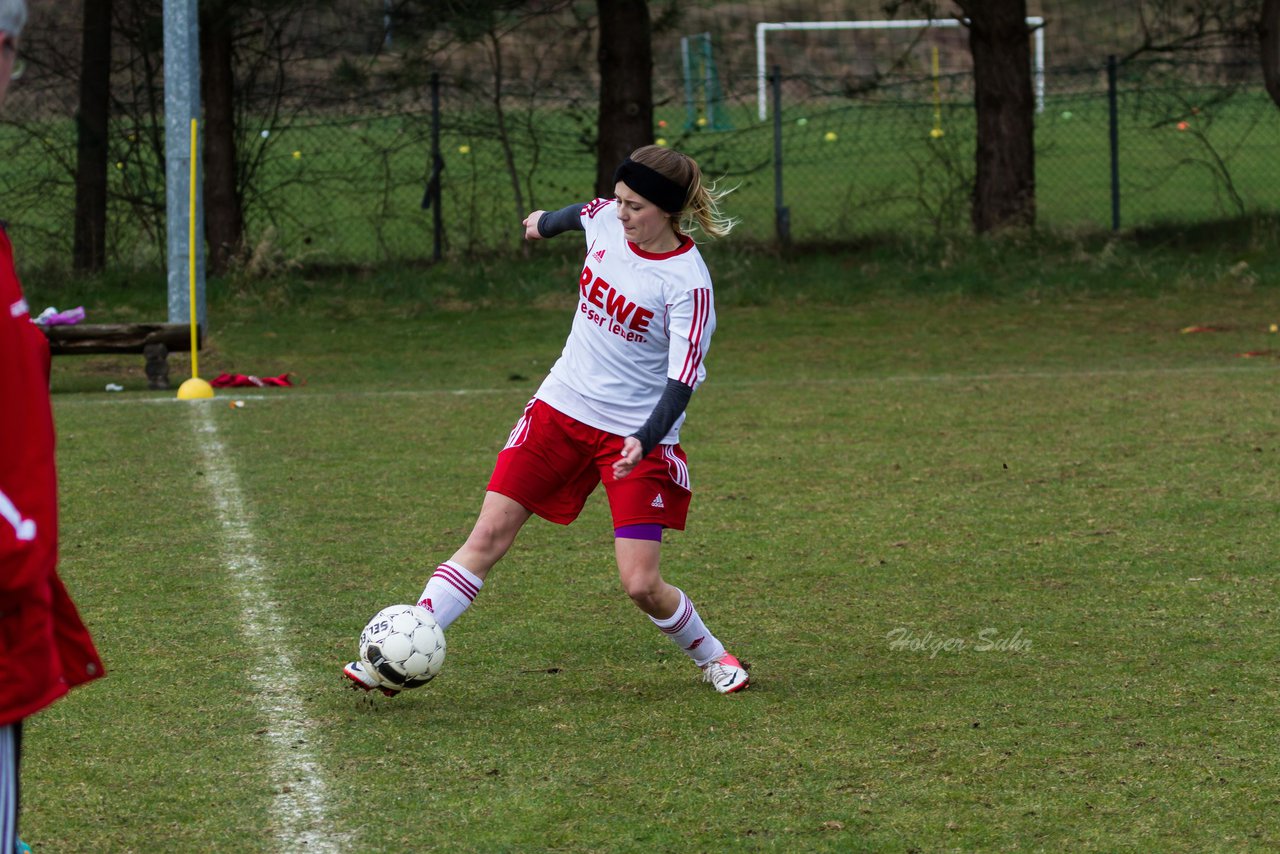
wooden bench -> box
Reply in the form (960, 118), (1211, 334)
(43, 323), (202, 390)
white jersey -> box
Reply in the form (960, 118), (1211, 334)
(535, 198), (716, 443)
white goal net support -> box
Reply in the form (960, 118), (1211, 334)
(755, 17), (1046, 122)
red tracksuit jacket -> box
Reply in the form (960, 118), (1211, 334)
(0, 225), (103, 726)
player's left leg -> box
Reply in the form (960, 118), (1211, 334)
(604, 440), (748, 694)
(614, 534), (679, 619)
(615, 533), (749, 694)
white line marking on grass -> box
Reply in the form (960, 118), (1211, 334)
(187, 403), (345, 853)
(55, 363), (1276, 409)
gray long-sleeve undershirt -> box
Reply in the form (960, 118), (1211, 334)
(537, 203), (588, 238)
(630, 377), (694, 458)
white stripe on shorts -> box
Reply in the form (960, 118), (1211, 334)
(662, 445), (690, 491)
(502, 399), (537, 450)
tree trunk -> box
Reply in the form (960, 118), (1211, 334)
(200, 2), (243, 274)
(956, 0), (1036, 233)
(595, 0), (653, 198)
(72, 0), (112, 273)
(1264, 0), (1280, 108)
(486, 28), (525, 227)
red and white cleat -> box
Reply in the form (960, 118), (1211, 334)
(701, 652), (750, 694)
(343, 660), (400, 697)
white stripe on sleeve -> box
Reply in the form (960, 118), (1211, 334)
(0, 488), (36, 542)
(675, 287), (713, 387)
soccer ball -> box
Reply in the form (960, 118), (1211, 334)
(358, 604), (446, 690)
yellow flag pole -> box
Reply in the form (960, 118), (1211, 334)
(177, 117), (214, 399)
(188, 117), (199, 378)
(930, 46), (944, 139)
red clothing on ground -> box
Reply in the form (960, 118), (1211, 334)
(0, 226), (103, 727)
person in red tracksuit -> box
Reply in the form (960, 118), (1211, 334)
(0, 3), (105, 849)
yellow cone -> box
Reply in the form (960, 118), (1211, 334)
(177, 377), (215, 400)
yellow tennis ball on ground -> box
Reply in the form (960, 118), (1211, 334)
(656, 138), (667, 147)
(824, 131), (837, 142)
(930, 128), (944, 139)
(458, 145), (471, 154)
(696, 117), (708, 127)
(292, 150), (301, 159)
(1270, 323), (1278, 333)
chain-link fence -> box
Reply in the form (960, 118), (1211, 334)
(1, 50), (1276, 273)
(757, 54), (1280, 241)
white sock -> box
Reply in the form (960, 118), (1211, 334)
(417, 561), (483, 630)
(650, 589), (725, 667)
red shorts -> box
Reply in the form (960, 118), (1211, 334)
(488, 399), (693, 529)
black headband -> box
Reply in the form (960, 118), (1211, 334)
(612, 158), (689, 214)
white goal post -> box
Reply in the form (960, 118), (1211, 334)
(756, 17), (1046, 121)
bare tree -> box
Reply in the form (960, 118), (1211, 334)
(1264, 0), (1280, 107)
(73, 0), (112, 272)
(483, 21), (525, 224)
(595, 0), (652, 197)
(110, 1), (169, 260)
(200, 0), (243, 275)
(953, 0), (1036, 232)
(1123, 0), (1259, 62)
(197, 0), (244, 273)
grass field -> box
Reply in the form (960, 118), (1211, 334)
(17, 222), (1280, 851)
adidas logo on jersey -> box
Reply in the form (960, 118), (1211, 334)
(593, 248), (606, 262)
(650, 493), (665, 509)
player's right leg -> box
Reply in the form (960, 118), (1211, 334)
(419, 491), (532, 626)
(344, 492), (532, 694)
(346, 398), (596, 694)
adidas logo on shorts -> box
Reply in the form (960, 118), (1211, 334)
(651, 493), (665, 509)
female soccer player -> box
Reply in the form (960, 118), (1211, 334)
(345, 145), (749, 695)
